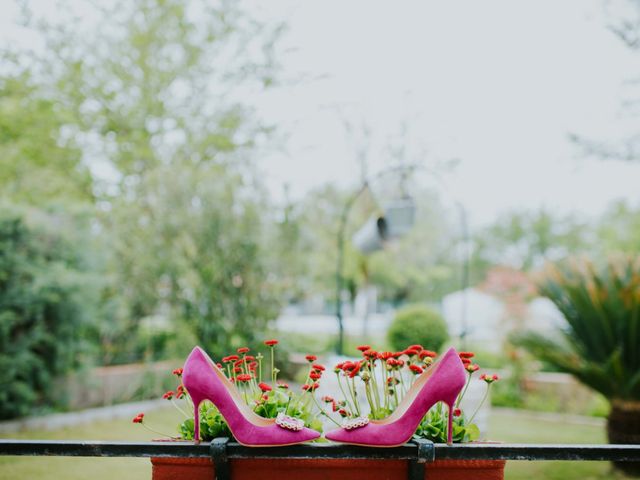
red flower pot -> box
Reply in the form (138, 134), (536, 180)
(150, 456), (506, 480)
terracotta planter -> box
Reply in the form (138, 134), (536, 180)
(607, 399), (640, 476)
(151, 456), (506, 480)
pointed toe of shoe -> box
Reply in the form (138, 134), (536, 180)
(301, 427), (321, 442)
(324, 427), (349, 443)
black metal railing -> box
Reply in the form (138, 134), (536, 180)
(2, 439), (640, 480)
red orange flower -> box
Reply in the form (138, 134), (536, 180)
(132, 413), (144, 423)
(305, 354), (317, 362)
(348, 361), (362, 378)
(264, 339), (279, 346)
(356, 345), (371, 352)
(172, 368), (183, 376)
(409, 364), (423, 375)
(162, 390), (174, 400)
(237, 347), (250, 354)
(222, 355), (239, 363)
(419, 350), (437, 359)
(237, 374), (252, 382)
(277, 382), (289, 389)
(258, 382), (272, 392)
(312, 364), (326, 371)
(363, 349), (378, 359)
(479, 373), (499, 384)
(459, 352), (475, 359)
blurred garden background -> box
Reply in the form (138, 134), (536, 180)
(2, 0), (640, 478)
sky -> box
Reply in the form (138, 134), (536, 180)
(250, 0), (640, 226)
(2, 0), (640, 227)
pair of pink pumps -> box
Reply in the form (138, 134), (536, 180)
(183, 346), (466, 447)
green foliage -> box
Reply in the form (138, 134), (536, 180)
(0, 74), (93, 206)
(387, 304), (448, 352)
(105, 162), (281, 359)
(515, 256), (640, 401)
(0, 206), (98, 419)
(414, 403), (480, 443)
(179, 404), (231, 441)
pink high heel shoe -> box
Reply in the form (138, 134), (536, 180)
(324, 347), (466, 446)
(182, 346), (320, 446)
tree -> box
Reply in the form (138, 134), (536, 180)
(470, 209), (590, 275)
(106, 161), (280, 358)
(0, 73), (93, 205)
(6, 0), (286, 361)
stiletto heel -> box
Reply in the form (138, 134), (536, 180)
(325, 347), (466, 447)
(446, 402), (454, 445)
(192, 398), (201, 443)
(182, 346), (320, 447)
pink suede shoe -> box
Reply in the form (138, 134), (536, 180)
(182, 346), (320, 446)
(324, 347), (466, 447)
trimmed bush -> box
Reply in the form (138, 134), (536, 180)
(387, 304), (448, 352)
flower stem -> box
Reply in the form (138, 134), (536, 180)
(382, 363), (389, 410)
(171, 399), (190, 419)
(456, 374), (472, 409)
(141, 422), (174, 439)
(468, 384), (491, 424)
(311, 393), (341, 427)
(284, 393), (292, 415)
(364, 381), (376, 415)
(336, 373), (356, 414)
(350, 376), (361, 416)
(270, 347), (275, 386)
(369, 360), (382, 414)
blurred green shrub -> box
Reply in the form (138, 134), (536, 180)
(387, 304), (448, 352)
(0, 206), (99, 419)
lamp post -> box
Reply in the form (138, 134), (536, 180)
(334, 164), (470, 355)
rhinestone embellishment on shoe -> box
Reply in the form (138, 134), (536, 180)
(343, 416), (370, 430)
(275, 412), (304, 431)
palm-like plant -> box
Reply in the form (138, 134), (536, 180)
(517, 256), (640, 475)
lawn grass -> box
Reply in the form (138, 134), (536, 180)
(490, 412), (624, 480)
(0, 408), (627, 479)
(0, 406), (184, 480)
